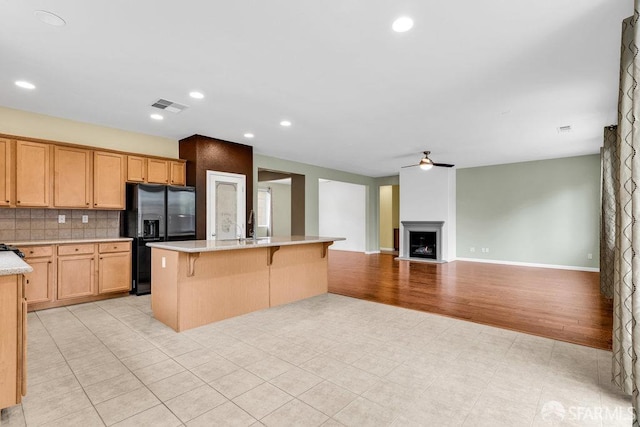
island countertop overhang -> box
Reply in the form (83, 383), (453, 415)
(146, 236), (345, 253)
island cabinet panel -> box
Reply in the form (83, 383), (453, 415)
(269, 243), (329, 307)
(147, 159), (169, 184)
(151, 248), (271, 331)
(0, 274), (27, 409)
(0, 138), (13, 206)
(94, 151), (125, 209)
(53, 145), (92, 208)
(15, 140), (50, 207)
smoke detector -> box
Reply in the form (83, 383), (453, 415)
(151, 99), (188, 114)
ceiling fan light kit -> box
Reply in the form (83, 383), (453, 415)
(402, 151), (455, 170)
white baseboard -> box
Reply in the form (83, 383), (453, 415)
(365, 250), (381, 255)
(380, 247), (395, 251)
(455, 257), (600, 272)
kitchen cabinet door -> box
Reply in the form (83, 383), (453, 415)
(57, 254), (95, 300)
(94, 151), (125, 209)
(99, 251), (131, 294)
(16, 140), (50, 207)
(53, 145), (92, 208)
(147, 159), (169, 184)
(127, 155), (146, 182)
(23, 257), (54, 304)
(0, 138), (13, 207)
(170, 161), (186, 186)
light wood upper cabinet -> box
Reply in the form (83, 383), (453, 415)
(170, 161), (186, 186)
(127, 155), (146, 182)
(15, 140), (50, 207)
(147, 159), (169, 184)
(94, 151), (125, 209)
(0, 139), (13, 206)
(54, 146), (92, 208)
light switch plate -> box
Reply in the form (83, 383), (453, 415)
(58, 215), (65, 224)
(82, 215), (88, 224)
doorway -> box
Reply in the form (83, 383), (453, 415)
(206, 171), (246, 240)
(379, 185), (400, 254)
(257, 169), (305, 236)
(318, 179), (366, 252)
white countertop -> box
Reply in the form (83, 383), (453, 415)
(8, 237), (133, 246)
(0, 252), (33, 276)
(147, 236), (345, 253)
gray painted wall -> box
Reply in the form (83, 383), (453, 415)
(456, 154), (601, 268)
(258, 182), (292, 236)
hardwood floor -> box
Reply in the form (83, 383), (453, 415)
(328, 251), (613, 350)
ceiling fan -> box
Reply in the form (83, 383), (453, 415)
(402, 151), (455, 170)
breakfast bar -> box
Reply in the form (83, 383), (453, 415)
(147, 236), (343, 332)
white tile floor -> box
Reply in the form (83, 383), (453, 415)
(0, 294), (632, 427)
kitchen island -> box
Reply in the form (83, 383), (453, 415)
(147, 236), (344, 332)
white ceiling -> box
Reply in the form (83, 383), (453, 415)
(0, 1), (632, 177)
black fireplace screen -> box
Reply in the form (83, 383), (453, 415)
(409, 231), (437, 259)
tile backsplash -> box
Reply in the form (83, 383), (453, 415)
(0, 209), (120, 242)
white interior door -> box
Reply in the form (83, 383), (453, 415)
(206, 171), (246, 240)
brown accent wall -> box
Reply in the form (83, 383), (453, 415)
(179, 135), (253, 240)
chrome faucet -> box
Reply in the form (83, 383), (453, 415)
(248, 210), (256, 240)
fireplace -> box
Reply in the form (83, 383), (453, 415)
(409, 231), (437, 259)
(400, 221), (444, 262)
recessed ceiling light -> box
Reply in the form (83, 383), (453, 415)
(189, 91), (204, 99)
(150, 114), (164, 121)
(34, 10), (66, 26)
(392, 16), (414, 33)
(15, 80), (36, 90)
(280, 120), (292, 127)
(244, 133), (254, 138)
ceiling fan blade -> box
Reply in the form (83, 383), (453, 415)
(401, 164), (420, 168)
(433, 163), (455, 168)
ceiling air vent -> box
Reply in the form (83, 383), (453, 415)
(557, 125), (572, 134)
(151, 99), (188, 114)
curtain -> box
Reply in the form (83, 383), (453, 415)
(601, 125), (617, 299)
(611, 11), (640, 425)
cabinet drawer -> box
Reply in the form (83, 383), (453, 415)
(99, 241), (131, 254)
(58, 244), (95, 256)
(22, 245), (54, 258)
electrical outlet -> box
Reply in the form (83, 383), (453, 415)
(485, 248), (490, 253)
(58, 215), (65, 224)
(481, 248), (486, 253)
(82, 215), (88, 224)
(162, 257), (166, 268)
(470, 247), (475, 252)
(587, 253), (593, 260)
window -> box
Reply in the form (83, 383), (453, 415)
(257, 187), (271, 232)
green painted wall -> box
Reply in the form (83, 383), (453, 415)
(254, 155), (385, 252)
(456, 154), (601, 268)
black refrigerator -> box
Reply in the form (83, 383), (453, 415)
(121, 183), (196, 295)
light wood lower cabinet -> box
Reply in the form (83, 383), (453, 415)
(98, 242), (131, 294)
(0, 274), (27, 409)
(19, 241), (132, 309)
(23, 256), (55, 305)
(57, 243), (96, 300)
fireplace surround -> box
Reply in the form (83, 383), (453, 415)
(399, 221), (444, 262)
